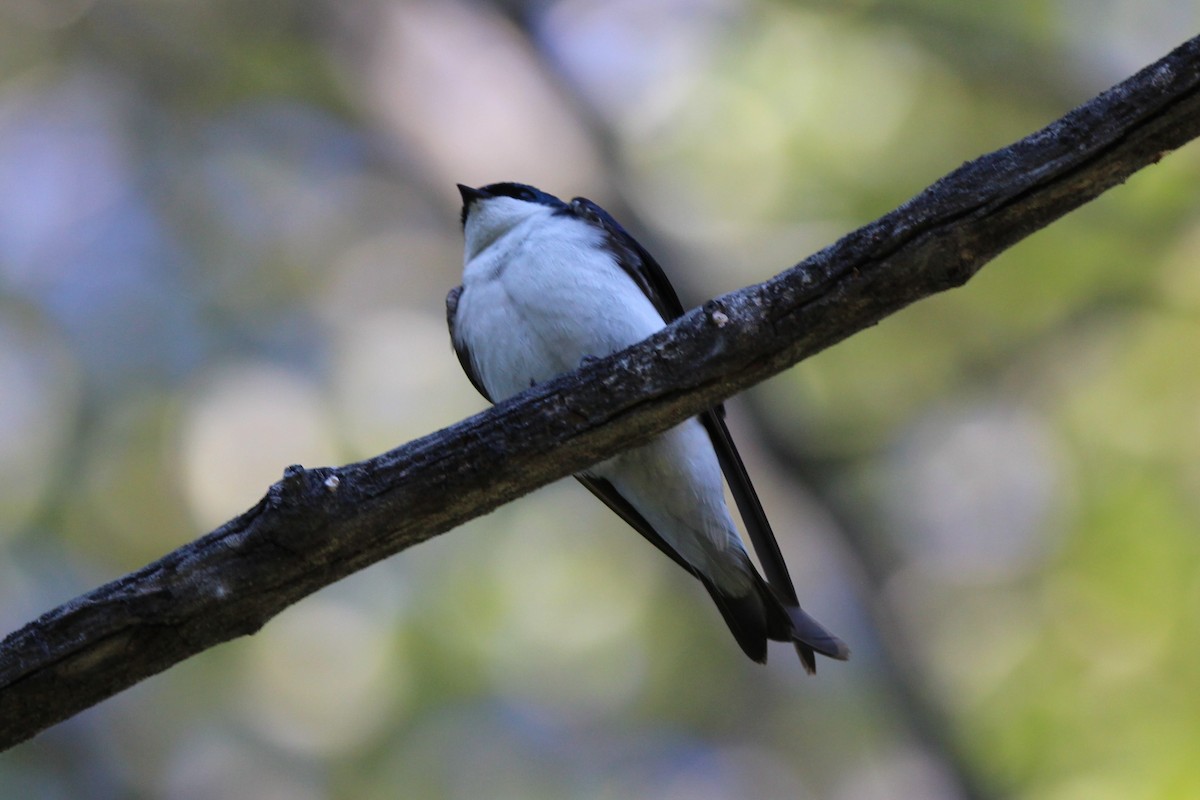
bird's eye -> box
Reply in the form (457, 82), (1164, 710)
(517, 189), (535, 200)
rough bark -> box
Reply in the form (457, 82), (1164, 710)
(2, 34), (1198, 752)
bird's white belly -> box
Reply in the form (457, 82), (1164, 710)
(459, 231), (664, 401)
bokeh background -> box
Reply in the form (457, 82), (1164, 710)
(2, 1), (1199, 798)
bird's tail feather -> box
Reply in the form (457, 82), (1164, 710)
(702, 582), (771, 664)
(782, 603), (850, 674)
(703, 575), (849, 671)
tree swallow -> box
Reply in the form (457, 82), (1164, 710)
(446, 182), (849, 670)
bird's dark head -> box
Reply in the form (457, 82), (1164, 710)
(457, 182), (573, 260)
(457, 182), (566, 227)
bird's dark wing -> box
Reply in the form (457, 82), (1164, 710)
(446, 284), (493, 402)
(700, 409), (848, 669)
(568, 199), (798, 592)
(567, 198), (685, 322)
(698, 411), (796, 600)
(567, 199), (734, 425)
(569, 197), (848, 669)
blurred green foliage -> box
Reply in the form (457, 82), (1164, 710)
(0, 0), (1198, 798)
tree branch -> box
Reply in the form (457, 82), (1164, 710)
(3, 34), (1199, 752)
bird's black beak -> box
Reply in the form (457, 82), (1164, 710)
(457, 184), (490, 226)
(457, 183), (490, 204)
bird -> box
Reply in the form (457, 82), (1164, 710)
(446, 181), (849, 671)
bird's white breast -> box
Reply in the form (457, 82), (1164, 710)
(456, 212), (665, 401)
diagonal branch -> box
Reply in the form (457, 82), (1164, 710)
(3, 34), (1199, 752)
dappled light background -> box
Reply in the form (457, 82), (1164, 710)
(2, 1), (1199, 798)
